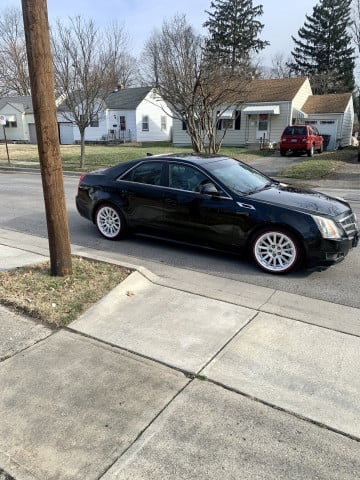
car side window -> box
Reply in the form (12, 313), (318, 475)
(122, 162), (163, 186)
(169, 164), (209, 192)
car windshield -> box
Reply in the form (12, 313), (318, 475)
(204, 158), (271, 195)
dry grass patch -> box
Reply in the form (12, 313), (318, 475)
(0, 257), (131, 327)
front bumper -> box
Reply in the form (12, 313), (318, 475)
(306, 232), (359, 268)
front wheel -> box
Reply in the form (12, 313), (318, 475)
(307, 145), (314, 157)
(95, 204), (127, 240)
(251, 229), (300, 274)
(317, 144), (323, 154)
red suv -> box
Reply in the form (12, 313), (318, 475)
(280, 125), (323, 157)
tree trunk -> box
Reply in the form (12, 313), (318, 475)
(80, 129), (86, 168)
(22, 0), (72, 276)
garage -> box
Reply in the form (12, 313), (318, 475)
(305, 120), (338, 150)
(58, 122), (74, 145)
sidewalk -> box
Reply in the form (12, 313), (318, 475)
(1, 230), (360, 479)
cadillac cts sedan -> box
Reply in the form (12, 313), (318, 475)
(76, 154), (359, 274)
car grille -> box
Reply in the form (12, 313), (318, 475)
(339, 212), (359, 238)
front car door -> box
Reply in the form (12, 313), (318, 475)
(162, 162), (239, 247)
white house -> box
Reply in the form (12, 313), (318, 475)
(172, 77), (354, 151)
(0, 96), (37, 143)
(57, 86), (173, 145)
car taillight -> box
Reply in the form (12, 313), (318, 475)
(78, 173), (87, 187)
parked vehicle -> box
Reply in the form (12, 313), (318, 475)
(76, 154), (359, 274)
(280, 125), (324, 157)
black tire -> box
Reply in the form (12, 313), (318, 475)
(280, 149), (287, 157)
(317, 144), (323, 154)
(251, 228), (300, 274)
(307, 145), (314, 157)
(95, 204), (127, 240)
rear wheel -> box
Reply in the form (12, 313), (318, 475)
(95, 204), (127, 240)
(280, 149), (287, 157)
(307, 145), (314, 157)
(251, 229), (300, 274)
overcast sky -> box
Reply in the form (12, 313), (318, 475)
(3, 0), (319, 64)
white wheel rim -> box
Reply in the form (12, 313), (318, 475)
(254, 231), (297, 272)
(97, 206), (121, 238)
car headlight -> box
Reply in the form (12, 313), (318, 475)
(311, 215), (344, 239)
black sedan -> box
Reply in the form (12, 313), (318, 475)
(76, 154), (359, 274)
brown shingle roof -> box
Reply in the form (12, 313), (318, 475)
(301, 93), (352, 114)
(242, 77), (309, 102)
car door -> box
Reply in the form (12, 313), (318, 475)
(162, 163), (239, 247)
(119, 160), (166, 232)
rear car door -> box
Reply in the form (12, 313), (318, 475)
(119, 160), (166, 232)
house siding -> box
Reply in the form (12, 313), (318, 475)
(0, 104), (34, 142)
(135, 92), (172, 143)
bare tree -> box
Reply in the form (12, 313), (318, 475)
(141, 14), (249, 153)
(52, 16), (135, 167)
(269, 52), (293, 79)
(352, 0), (360, 53)
(103, 22), (140, 87)
(0, 6), (30, 96)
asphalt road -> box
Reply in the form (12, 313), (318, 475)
(1, 169), (359, 309)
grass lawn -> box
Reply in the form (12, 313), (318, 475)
(0, 142), (274, 172)
(278, 148), (358, 179)
(0, 257), (131, 327)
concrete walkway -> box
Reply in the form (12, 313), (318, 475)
(1, 228), (360, 479)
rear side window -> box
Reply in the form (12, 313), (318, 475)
(121, 161), (163, 186)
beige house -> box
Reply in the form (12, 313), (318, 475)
(0, 96), (37, 144)
(172, 77), (354, 151)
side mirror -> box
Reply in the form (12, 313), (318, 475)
(200, 182), (219, 195)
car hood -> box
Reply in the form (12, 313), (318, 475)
(246, 183), (349, 217)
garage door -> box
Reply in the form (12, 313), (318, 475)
(315, 120), (337, 150)
(59, 123), (74, 145)
(29, 123), (37, 144)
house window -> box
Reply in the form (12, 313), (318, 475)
(221, 119), (234, 130)
(258, 114), (268, 131)
(119, 115), (126, 131)
(5, 116), (17, 128)
(142, 115), (149, 131)
(182, 120), (187, 130)
(305, 120), (318, 125)
(161, 116), (167, 131)
(320, 120), (335, 124)
(90, 114), (99, 127)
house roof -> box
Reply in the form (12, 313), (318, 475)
(0, 96), (34, 113)
(104, 86), (153, 110)
(301, 93), (352, 114)
(242, 77), (309, 103)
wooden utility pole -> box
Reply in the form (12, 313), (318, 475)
(22, 0), (72, 276)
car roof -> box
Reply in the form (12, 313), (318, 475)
(144, 153), (231, 166)
(97, 153), (235, 179)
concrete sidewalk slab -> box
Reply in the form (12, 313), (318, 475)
(70, 272), (256, 373)
(0, 330), (187, 480)
(102, 380), (360, 480)
(262, 290), (360, 336)
(0, 244), (48, 271)
(203, 312), (360, 439)
(0, 305), (52, 360)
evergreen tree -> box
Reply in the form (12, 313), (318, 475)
(203, 0), (269, 73)
(289, 0), (355, 94)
